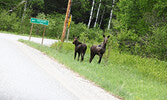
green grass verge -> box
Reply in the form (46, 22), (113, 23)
(19, 39), (167, 100)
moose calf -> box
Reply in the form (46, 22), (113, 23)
(73, 35), (87, 61)
(89, 35), (110, 64)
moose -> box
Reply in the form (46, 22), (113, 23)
(73, 35), (87, 61)
(89, 35), (110, 64)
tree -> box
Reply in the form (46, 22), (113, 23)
(94, 0), (101, 27)
(88, 0), (95, 28)
(30, 0), (44, 17)
(44, 0), (68, 14)
(21, 0), (27, 24)
(0, 0), (22, 10)
(107, 0), (115, 30)
(71, 0), (90, 24)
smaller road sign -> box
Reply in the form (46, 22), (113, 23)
(30, 18), (49, 26)
(68, 16), (72, 28)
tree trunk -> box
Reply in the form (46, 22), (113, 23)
(99, 7), (105, 28)
(107, 0), (115, 30)
(94, 0), (101, 28)
(21, 0), (27, 24)
(44, 0), (47, 15)
(88, 0), (95, 28)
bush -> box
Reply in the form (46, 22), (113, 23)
(117, 29), (139, 53)
(144, 26), (167, 60)
(46, 13), (65, 38)
(0, 10), (20, 32)
(51, 41), (74, 53)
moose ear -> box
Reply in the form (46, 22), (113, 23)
(103, 35), (105, 38)
(107, 35), (110, 38)
(77, 36), (79, 39)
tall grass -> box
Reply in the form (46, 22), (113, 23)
(19, 39), (167, 100)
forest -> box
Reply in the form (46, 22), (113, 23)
(0, 0), (167, 61)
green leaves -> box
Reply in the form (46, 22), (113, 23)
(0, 10), (20, 32)
(154, 0), (167, 18)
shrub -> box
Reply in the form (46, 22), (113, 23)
(144, 26), (167, 60)
(117, 29), (139, 53)
(46, 13), (65, 38)
(51, 41), (74, 53)
(0, 10), (20, 32)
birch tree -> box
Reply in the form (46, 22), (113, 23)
(107, 0), (115, 30)
(94, 0), (101, 28)
(99, 7), (105, 28)
(88, 0), (95, 28)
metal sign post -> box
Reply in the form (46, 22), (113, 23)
(66, 15), (72, 41)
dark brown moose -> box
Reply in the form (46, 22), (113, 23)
(89, 35), (110, 64)
(73, 35), (87, 61)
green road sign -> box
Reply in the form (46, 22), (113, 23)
(30, 18), (49, 26)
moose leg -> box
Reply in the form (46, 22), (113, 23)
(81, 53), (83, 61)
(78, 52), (80, 61)
(74, 52), (77, 60)
(81, 47), (87, 61)
(81, 53), (85, 61)
(89, 52), (95, 63)
(98, 54), (103, 64)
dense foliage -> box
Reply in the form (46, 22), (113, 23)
(0, 0), (167, 61)
(114, 0), (167, 60)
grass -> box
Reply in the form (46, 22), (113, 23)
(19, 39), (167, 100)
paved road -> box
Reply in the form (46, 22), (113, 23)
(0, 33), (120, 100)
(0, 33), (57, 46)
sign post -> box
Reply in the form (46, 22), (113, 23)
(29, 23), (34, 41)
(29, 18), (49, 44)
(41, 25), (46, 44)
(66, 15), (72, 41)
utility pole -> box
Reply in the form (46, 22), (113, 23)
(21, 0), (27, 24)
(61, 0), (72, 42)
